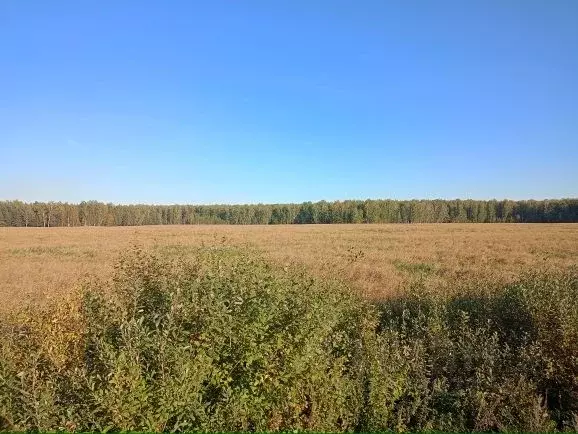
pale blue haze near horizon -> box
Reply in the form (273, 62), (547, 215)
(1, 0), (577, 204)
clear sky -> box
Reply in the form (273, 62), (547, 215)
(1, 0), (577, 204)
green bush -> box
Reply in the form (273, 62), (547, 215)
(0, 247), (576, 432)
(374, 269), (577, 431)
(0, 247), (371, 432)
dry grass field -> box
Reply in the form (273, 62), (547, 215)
(1, 223), (577, 311)
(2, 223), (578, 431)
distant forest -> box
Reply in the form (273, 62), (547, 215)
(1, 199), (577, 227)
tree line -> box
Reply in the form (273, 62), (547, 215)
(0, 199), (577, 227)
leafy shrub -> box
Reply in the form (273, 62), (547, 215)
(374, 269), (577, 431)
(0, 247), (370, 432)
(0, 247), (576, 432)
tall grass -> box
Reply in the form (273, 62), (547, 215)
(0, 246), (576, 432)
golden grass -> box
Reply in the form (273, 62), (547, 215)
(0, 223), (577, 311)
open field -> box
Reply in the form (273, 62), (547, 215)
(1, 223), (578, 431)
(1, 230), (577, 432)
(1, 223), (577, 310)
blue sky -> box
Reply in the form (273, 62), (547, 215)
(1, 0), (577, 204)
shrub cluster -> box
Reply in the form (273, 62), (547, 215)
(0, 247), (576, 432)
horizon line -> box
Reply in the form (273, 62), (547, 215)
(2, 197), (577, 207)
